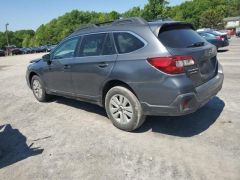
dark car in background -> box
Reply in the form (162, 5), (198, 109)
(0, 49), (5, 57)
(39, 45), (48, 52)
(19, 48), (30, 54)
(197, 30), (229, 49)
(1, 45), (56, 56)
(26, 48), (35, 54)
(236, 31), (240, 37)
(26, 17), (224, 131)
(11, 48), (23, 55)
(32, 47), (40, 53)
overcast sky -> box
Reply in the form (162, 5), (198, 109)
(0, 0), (186, 31)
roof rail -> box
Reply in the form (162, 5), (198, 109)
(149, 17), (174, 22)
(71, 17), (148, 35)
(112, 17), (148, 26)
(95, 20), (114, 26)
(73, 20), (114, 34)
(74, 24), (98, 33)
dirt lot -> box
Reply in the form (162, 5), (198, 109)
(0, 38), (240, 180)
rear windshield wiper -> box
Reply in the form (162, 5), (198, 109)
(187, 42), (205, 48)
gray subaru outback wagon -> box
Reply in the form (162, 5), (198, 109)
(26, 17), (224, 131)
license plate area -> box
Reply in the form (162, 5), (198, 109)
(199, 56), (217, 81)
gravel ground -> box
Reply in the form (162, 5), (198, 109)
(0, 38), (240, 180)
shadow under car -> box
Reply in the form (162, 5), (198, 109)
(54, 96), (224, 137)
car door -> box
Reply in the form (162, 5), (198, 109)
(71, 33), (117, 100)
(43, 37), (80, 95)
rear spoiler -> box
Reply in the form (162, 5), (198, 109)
(149, 22), (195, 37)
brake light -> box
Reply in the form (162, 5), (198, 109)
(216, 36), (224, 41)
(147, 56), (195, 74)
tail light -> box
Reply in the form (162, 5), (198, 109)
(216, 36), (225, 41)
(147, 56), (195, 74)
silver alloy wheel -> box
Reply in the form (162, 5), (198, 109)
(109, 94), (133, 124)
(32, 79), (43, 99)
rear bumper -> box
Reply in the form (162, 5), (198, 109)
(218, 41), (229, 48)
(141, 71), (224, 116)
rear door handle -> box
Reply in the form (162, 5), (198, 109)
(63, 65), (71, 70)
(98, 62), (109, 68)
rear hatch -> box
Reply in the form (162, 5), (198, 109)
(158, 23), (218, 87)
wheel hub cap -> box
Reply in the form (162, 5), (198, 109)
(109, 94), (133, 124)
(32, 80), (43, 99)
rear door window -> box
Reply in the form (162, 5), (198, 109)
(158, 26), (205, 48)
(113, 32), (144, 54)
(79, 33), (107, 57)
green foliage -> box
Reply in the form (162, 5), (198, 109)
(123, 0), (169, 20)
(0, 30), (34, 49)
(122, 7), (143, 18)
(142, 0), (169, 20)
(0, 32), (6, 49)
(0, 0), (239, 49)
(168, 0), (240, 29)
(200, 9), (224, 29)
(31, 10), (121, 46)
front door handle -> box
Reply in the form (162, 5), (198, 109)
(98, 62), (109, 68)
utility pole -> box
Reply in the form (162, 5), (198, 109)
(5, 23), (9, 46)
(5, 23), (9, 56)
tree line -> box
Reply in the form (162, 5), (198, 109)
(0, 0), (239, 49)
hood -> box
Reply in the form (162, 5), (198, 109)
(30, 58), (42, 63)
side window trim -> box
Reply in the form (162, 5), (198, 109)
(54, 31), (146, 58)
(101, 33), (117, 55)
(75, 36), (83, 57)
(109, 32), (118, 54)
(112, 31), (147, 54)
(100, 33), (108, 55)
(50, 36), (81, 60)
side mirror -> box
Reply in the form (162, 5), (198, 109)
(42, 54), (51, 64)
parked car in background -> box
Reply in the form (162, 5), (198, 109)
(26, 17), (224, 131)
(19, 48), (29, 54)
(11, 48), (23, 55)
(0, 49), (5, 56)
(47, 45), (57, 52)
(219, 30), (231, 39)
(31, 47), (41, 53)
(236, 31), (240, 37)
(28, 47), (36, 54)
(197, 30), (229, 49)
(26, 48), (34, 54)
(39, 45), (48, 52)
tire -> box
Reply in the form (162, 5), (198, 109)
(31, 75), (51, 102)
(105, 86), (146, 132)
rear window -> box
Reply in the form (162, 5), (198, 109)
(158, 27), (204, 48)
(199, 32), (216, 39)
(113, 32), (144, 54)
